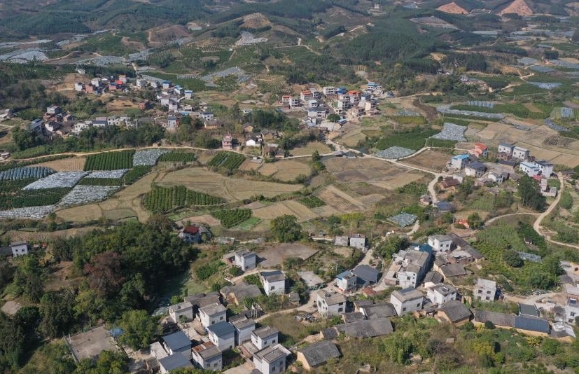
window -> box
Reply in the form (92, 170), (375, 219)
(402, 307), (406, 312)
(338, 308), (343, 313)
(485, 296), (490, 300)
(271, 286), (275, 290)
(212, 321), (215, 324)
(220, 316), (224, 320)
(572, 312), (576, 317)
(478, 290), (482, 293)
(416, 303), (420, 307)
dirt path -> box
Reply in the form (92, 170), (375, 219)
(534, 172), (563, 235)
(485, 212), (540, 225)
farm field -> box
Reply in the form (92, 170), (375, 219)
(259, 243), (319, 267)
(255, 159), (311, 181)
(5, 226), (102, 243)
(84, 150), (134, 171)
(400, 150), (450, 172)
(252, 200), (319, 222)
(290, 142), (332, 156)
(31, 157), (86, 171)
(56, 170), (158, 223)
(155, 167), (302, 201)
(317, 185), (366, 212)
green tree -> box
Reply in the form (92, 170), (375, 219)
(74, 351), (128, 374)
(13, 255), (45, 303)
(39, 289), (76, 338)
(117, 310), (158, 350)
(504, 251), (523, 268)
(467, 212), (483, 229)
(518, 175), (546, 211)
(312, 150), (321, 162)
(327, 113), (341, 122)
(270, 215), (303, 242)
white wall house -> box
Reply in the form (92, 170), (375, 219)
(428, 235), (453, 252)
(169, 301), (194, 323)
(260, 271), (286, 296)
(426, 284), (457, 305)
(251, 326), (279, 350)
(199, 303), (227, 327)
(207, 322), (235, 351)
(391, 288), (424, 316)
(192, 342), (222, 372)
(253, 344), (291, 374)
(316, 291), (346, 317)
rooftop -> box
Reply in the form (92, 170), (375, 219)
(298, 340), (341, 367)
(317, 290), (347, 305)
(474, 310), (515, 327)
(159, 354), (193, 371)
(352, 265), (380, 283)
(252, 325), (279, 339)
(193, 341), (222, 360)
(438, 300), (471, 323)
(230, 316), (256, 330)
(519, 303), (540, 317)
(360, 303), (397, 319)
(254, 344), (291, 364)
(163, 330), (191, 351)
(260, 270), (286, 282)
(476, 278), (497, 289)
(392, 288), (424, 302)
(336, 317), (393, 338)
(432, 284), (457, 296)
(199, 302), (226, 316)
(430, 234), (452, 242)
(440, 264), (468, 278)
(206, 321), (235, 337)
(514, 316), (550, 333)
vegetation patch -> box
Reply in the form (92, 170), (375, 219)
(0, 188), (71, 210)
(207, 152), (246, 170)
(158, 151), (197, 162)
(373, 127), (438, 151)
(298, 195), (326, 208)
(84, 151), (135, 171)
(123, 166), (152, 185)
(78, 178), (123, 187)
(144, 185), (225, 212)
(211, 208), (252, 228)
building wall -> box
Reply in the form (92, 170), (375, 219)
(200, 311), (226, 327)
(170, 307), (193, 323)
(391, 296), (423, 316)
(251, 333), (278, 350)
(264, 280), (285, 296)
(210, 333), (235, 350)
(397, 271), (418, 289)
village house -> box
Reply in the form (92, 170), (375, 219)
(162, 330), (192, 358)
(512, 146), (530, 161)
(349, 234), (366, 250)
(199, 303), (227, 327)
(251, 326), (279, 350)
(230, 315), (256, 345)
(0, 242), (29, 258)
(352, 265), (381, 287)
(28, 119), (44, 133)
(260, 271), (286, 296)
(498, 143), (514, 156)
(167, 115), (179, 128)
(192, 341), (222, 371)
(207, 322), (236, 351)
(451, 154), (470, 169)
(384, 248), (432, 289)
(220, 283), (262, 306)
(426, 283), (458, 305)
(391, 288), (424, 316)
(488, 172), (504, 183)
(222, 134), (233, 150)
(289, 97), (301, 108)
(178, 225), (210, 244)
(297, 341), (341, 371)
(469, 143), (488, 158)
(465, 162), (486, 178)
(253, 344), (291, 374)
(184, 292), (221, 314)
(358, 303), (397, 319)
(335, 270), (357, 292)
(246, 136), (262, 148)
(159, 354), (194, 374)
(474, 278), (497, 302)
(519, 303), (540, 317)
(168, 301), (194, 323)
(322, 86), (338, 96)
(564, 284), (579, 324)
(428, 235), (453, 252)
(440, 176), (462, 190)
(316, 290), (347, 317)
(474, 310), (551, 335)
(234, 250), (257, 271)
(74, 82), (84, 92)
(436, 300), (472, 326)
(0, 109), (12, 121)
(200, 112), (215, 121)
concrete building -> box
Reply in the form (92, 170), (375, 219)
(297, 341), (341, 371)
(234, 250), (257, 271)
(335, 270), (357, 292)
(253, 344), (291, 374)
(512, 146), (530, 160)
(230, 316), (256, 345)
(564, 284), (579, 324)
(427, 235), (453, 252)
(520, 162), (541, 177)
(498, 143), (514, 156)
(316, 290), (347, 317)
(451, 154), (470, 169)
(474, 278), (497, 302)
(260, 271), (286, 296)
(162, 330), (191, 358)
(159, 354), (193, 374)
(207, 322), (235, 351)
(199, 303), (227, 327)
(349, 234), (366, 250)
(168, 301), (194, 323)
(391, 288), (424, 316)
(387, 249), (432, 289)
(251, 326), (279, 350)
(465, 162), (486, 178)
(427, 284), (457, 305)
(192, 341), (222, 371)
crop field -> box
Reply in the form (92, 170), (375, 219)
(123, 166), (152, 185)
(207, 152), (246, 170)
(23, 172), (87, 190)
(290, 142), (332, 156)
(211, 208), (252, 228)
(58, 185), (119, 207)
(256, 160), (311, 182)
(143, 185), (225, 212)
(133, 149), (170, 166)
(299, 195), (326, 208)
(317, 185), (366, 212)
(84, 150), (135, 170)
(238, 159), (262, 172)
(158, 151), (197, 163)
(32, 157), (86, 171)
(400, 150), (450, 172)
(252, 200), (319, 222)
(0, 166), (54, 181)
(0, 188), (71, 210)
(78, 178), (123, 186)
(155, 168), (302, 201)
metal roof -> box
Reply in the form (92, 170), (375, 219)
(207, 321), (235, 337)
(353, 265), (380, 283)
(159, 354), (193, 371)
(162, 331), (191, 351)
(298, 340), (341, 367)
(514, 316), (550, 333)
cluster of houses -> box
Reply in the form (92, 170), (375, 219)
(0, 241), (29, 258)
(447, 142), (557, 197)
(75, 75), (130, 95)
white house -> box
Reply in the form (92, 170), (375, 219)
(323, 86), (338, 96)
(0, 242), (29, 257)
(465, 162), (486, 178)
(230, 316), (255, 345)
(498, 143), (514, 156)
(535, 160), (554, 177)
(207, 322), (235, 351)
(564, 284), (579, 324)
(73, 121), (91, 134)
(335, 270), (357, 292)
(234, 250), (257, 271)
(253, 344), (291, 374)
(200, 112), (215, 121)
(246, 138), (261, 147)
(199, 303), (227, 327)
(349, 234), (366, 250)
(260, 271), (286, 296)
(512, 146), (530, 160)
(390, 288), (424, 316)
(91, 78), (101, 87)
(426, 284), (457, 305)
(520, 162), (541, 177)
(389, 249), (431, 289)
(488, 172), (504, 183)
(316, 290), (346, 317)
(308, 100), (318, 108)
(184, 90), (193, 99)
(427, 235), (453, 252)
(251, 326), (279, 350)
(451, 154), (470, 169)
(159, 354), (194, 374)
(192, 341), (222, 371)
(169, 301), (194, 323)
(74, 82), (84, 92)
(162, 330), (192, 358)
(474, 278), (497, 302)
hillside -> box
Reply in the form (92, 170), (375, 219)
(437, 2), (470, 14)
(498, 0), (534, 16)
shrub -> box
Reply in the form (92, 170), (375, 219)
(484, 321), (495, 329)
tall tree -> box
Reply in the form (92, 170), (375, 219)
(84, 252), (125, 298)
(270, 215), (303, 242)
(117, 310), (158, 351)
(13, 255), (45, 303)
(39, 290), (76, 338)
(518, 175), (546, 211)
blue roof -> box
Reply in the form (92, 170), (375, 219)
(336, 270), (353, 279)
(163, 330), (191, 351)
(452, 154), (470, 160)
(435, 201), (455, 212)
(514, 316), (550, 333)
(413, 243), (433, 254)
(159, 354), (193, 371)
(207, 321), (235, 337)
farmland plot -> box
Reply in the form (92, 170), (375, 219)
(0, 167), (54, 181)
(133, 149), (170, 166)
(59, 185), (119, 207)
(84, 150), (134, 170)
(32, 157), (86, 171)
(23, 172), (88, 190)
(86, 169), (129, 179)
(0, 205), (56, 219)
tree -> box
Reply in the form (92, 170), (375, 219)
(270, 215), (303, 242)
(518, 175), (546, 211)
(504, 250), (523, 268)
(74, 351), (128, 374)
(117, 310), (158, 351)
(327, 113), (341, 122)
(484, 321), (495, 329)
(0, 312), (25, 369)
(39, 290), (75, 338)
(312, 150), (321, 162)
(13, 255), (45, 302)
(467, 213), (483, 229)
(84, 252), (125, 298)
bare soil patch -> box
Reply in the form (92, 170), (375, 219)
(318, 185), (365, 211)
(259, 243), (318, 267)
(290, 142), (332, 156)
(401, 150), (450, 172)
(252, 201), (318, 222)
(257, 159), (311, 181)
(32, 157), (86, 171)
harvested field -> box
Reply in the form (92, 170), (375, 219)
(6, 226), (101, 242)
(550, 154), (579, 168)
(370, 171), (424, 190)
(176, 214), (221, 227)
(318, 185), (365, 211)
(290, 142), (332, 156)
(401, 150), (450, 172)
(156, 167), (302, 201)
(252, 200), (318, 222)
(257, 160), (311, 181)
(259, 243), (318, 267)
(32, 157), (86, 171)
(338, 128), (366, 147)
(238, 159), (261, 172)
